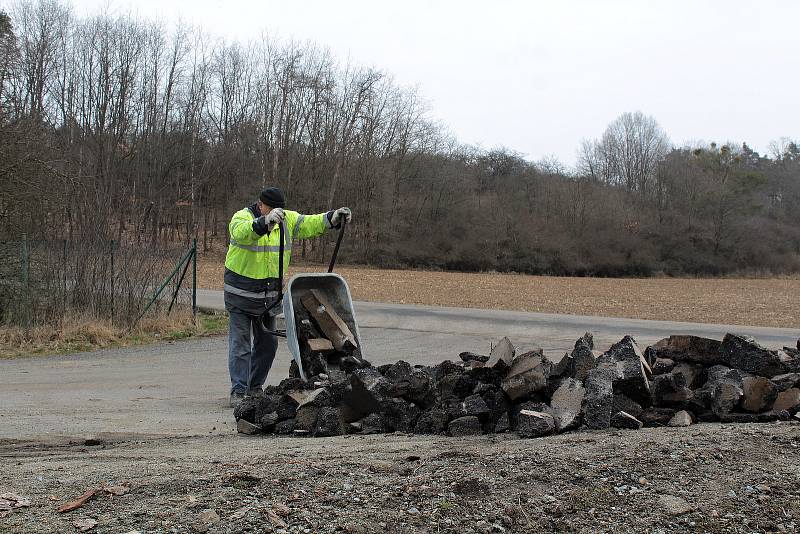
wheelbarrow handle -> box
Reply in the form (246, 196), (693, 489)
(328, 219), (347, 273)
(260, 220), (285, 328)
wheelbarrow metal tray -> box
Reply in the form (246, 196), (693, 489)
(283, 272), (364, 380)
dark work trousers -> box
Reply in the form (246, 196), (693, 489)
(228, 311), (277, 394)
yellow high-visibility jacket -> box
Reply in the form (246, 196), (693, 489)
(225, 205), (331, 280)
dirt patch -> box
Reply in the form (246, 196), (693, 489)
(197, 255), (800, 328)
(2, 423), (799, 533)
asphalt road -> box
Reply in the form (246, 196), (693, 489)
(1, 290), (796, 441)
(196, 289), (798, 353)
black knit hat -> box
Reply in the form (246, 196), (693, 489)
(259, 187), (286, 208)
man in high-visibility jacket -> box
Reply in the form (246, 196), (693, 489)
(224, 186), (352, 407)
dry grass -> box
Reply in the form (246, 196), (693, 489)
(0, 310), (227, 359)
(198, 254), (800, 328)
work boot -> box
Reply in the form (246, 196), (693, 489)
(229, 391), (246, 409)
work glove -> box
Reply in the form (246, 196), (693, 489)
(264, 208), (285, 233)
(265, 208), (285, 225)
(253, 208), (285, 235)
(331, 207), (352, 227)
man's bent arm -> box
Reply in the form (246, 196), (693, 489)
(229, 211), (260, 244)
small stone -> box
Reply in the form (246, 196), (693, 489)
(266, 509), (288, 528)
(414, 409), (449, 434)
(436, 372), (476, 401)
(570, 341), (597, 381)
(73, 518), (98, 532)
(379, 397), (421, 432)
(658, 495), (692, 516)
(236, 419), (262, 435)
(274, 418), (296, 435)
(259, 412), (280, 430)
(383, 361), (433, 405)
(771, 373), (800, 392)
(773, 388), (800, 413)
(668, 410), (693, 427)
(582, 367), (615, 429)
(358, 413), (385, 434)
(462, 394), (491, 420)
(575, 332), (594, 350)
(610, 411), (643, 430)
(612, 393), (643, 418)
(652, 357), (676, 375)
(672, 362), (704, 389)
(0, 493), (31, 508)
(348, 368), (393, 416)
(720, 333), (786, 377)
(494, 412), (510, 433)
(448, 416), (483, 436)
(596, 336), (652, 404)
(712, 381), (744, 416)
(313, 407), (346, 437)
(459, 352), (490, 364)
(651, 372), (693, 407)
(741, 376), (778, 413)
(517, 410), (555, 438)
(198, 509), (221, 524)
(550, 378), (585, 431)
(347, 421), (362, 434)
(294, 405), (320, 432)
(501, 351), (551, 402)
(486, 337), (515, 371)
(479, 385), (510, 431)
(647, 335), (722, 365)
(547, 352), (572, 378)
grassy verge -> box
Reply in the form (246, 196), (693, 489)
(0, 311), (228, 359)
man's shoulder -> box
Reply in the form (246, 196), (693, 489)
(231, 206), (257, 220)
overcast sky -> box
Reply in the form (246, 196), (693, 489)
(64, 0), (799, 165)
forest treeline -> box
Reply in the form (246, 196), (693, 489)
(2, 0), (799, 282)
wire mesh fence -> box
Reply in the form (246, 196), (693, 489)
(0, 236), (196, 328)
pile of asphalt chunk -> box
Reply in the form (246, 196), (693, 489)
(233, 333), (800, 437)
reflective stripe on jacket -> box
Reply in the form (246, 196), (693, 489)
(224, 205), (332, 281)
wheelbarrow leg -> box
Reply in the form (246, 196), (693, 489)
(283, 294), (307, 381)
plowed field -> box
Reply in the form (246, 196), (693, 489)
(197, 257), (799, 328)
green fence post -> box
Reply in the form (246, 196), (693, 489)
(167, 250), (193, 314)
(132, 246), (194, 328)
(192, 238), (197, 320)
(21, 234), (29, 327)
(110, 240), (116, 322)
(62, 239), (68, 311)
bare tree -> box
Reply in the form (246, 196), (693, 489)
(578, 111), (669, 197)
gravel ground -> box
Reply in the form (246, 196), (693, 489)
(196, 258), (800, 328)
(3, 421), (800, 533)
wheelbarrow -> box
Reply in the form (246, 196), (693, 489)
(259, 219), (364, 381)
